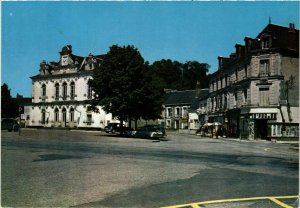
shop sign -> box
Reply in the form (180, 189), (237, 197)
(250, 113), (276, 120)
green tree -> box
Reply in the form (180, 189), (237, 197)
(182, 61), (210, 89)
(89, 45), (163, 131)
(150, 59), (182, 90)
(1, 83), (19, 118)
(150, 59), (210, 91)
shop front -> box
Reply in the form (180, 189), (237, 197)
(241, 108), (277, 140)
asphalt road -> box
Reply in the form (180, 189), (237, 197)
(1, 129), (298, 207)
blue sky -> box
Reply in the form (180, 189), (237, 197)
(2, 1), (299, 97)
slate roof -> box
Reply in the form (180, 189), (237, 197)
(257, 23), (299, 53)
(190, 89), (210, 110)
(164, 90), (197, 106)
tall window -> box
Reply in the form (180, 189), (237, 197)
(87, 84), (93, 98)
(41, 109), (46, 124)
(42, 84), (46, 97)
(259, 88), (269, 106)
(55, 83), (59, 100)
(62, 82), (67, 99)
(167, 108), (172, 117)
(86, 106), (92, 125)
(70, 108), (74, 122)
(175, 108), (180, 117)
(54, 108), (59, 122)
(62, 108), (67, 124)
(70, 82), (75, 99)
(243, 89), (248, 103)
(182, 107), (187, 117)
(234, 92), (237, 107)
(260, 60), (269, 77)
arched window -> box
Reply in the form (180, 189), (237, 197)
(62, 107), (67, 124)
(55, 83), (60, 100)
(54, 108), (59, 122)
(62, 82), (67, 99)
(87, 80), (93, 99)
(42, 84), (46, 97)
(41, 109), (46, 124)
(70, 82), (75, 99)
(70, 108), (74, 122)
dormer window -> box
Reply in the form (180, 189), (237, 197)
(261, 35), (271, 49)
(61, 55), (69, 66)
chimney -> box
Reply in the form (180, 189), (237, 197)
(289, 23), (295, 32)
(235, 44), (243, 58)
(244, 37), (253, 53)
(218, 56), (223, 70)
(288, 23), (297, 51)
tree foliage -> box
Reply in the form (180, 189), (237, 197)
(150, 59), (210, 90)
(1, 83), (19, 118)
(89, 45), (163, 129)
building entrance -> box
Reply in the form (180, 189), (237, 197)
(255, 119), (268, 140)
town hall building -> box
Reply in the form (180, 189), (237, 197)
(24, 45), (117, 129)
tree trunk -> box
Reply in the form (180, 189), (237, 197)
(129, 118), (132, 128)
(135, 119), (138, 130)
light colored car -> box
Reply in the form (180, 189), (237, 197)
(133, 125), (165, 139)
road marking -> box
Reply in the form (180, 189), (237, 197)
(161, 195), (298, 208)
(269, 197), (293, 208)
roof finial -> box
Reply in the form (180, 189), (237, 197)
(269, 16), (272, 24)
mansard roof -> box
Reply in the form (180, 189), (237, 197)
(33, 45), (105, 78)
(213, 22), (299, 74)
(258, 23), (299, 53)
(190, 89), (209, 110)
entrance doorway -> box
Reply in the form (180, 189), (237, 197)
(255, 119), (268, 140)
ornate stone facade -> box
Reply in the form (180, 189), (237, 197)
(24, 46), (117, 129)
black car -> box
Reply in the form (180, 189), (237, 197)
(104, 123), (121, 133)
(1, 118), (20, 132)
(132, 125), (166, 139)
(104, 123), (133, 134)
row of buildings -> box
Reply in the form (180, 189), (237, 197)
(24, 22), (298, 140)
(163, 22), (299, 140)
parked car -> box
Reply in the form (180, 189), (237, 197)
(104, 123), (122, 133)
(1, 118), (20, 132)
(132, 125), (165, 139)
(104, 123), (133, 134)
